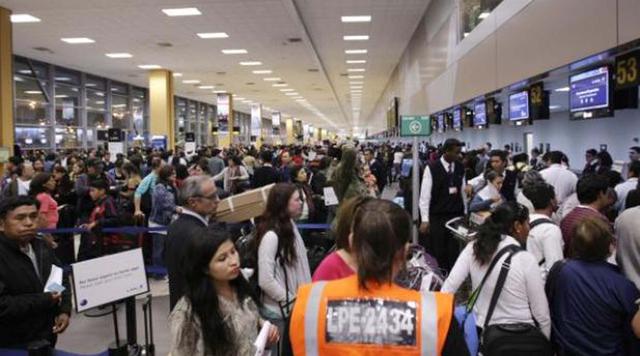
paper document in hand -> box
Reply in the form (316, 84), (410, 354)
(44, 265), (64, 292)
(254, 320), (272, 356)
(323, 187), (339, 206)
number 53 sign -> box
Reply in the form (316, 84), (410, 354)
(616, 50), (640, 90)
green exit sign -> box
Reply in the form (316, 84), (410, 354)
(400, 115), (431, 137)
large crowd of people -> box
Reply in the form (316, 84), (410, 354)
(1, 139), (640, 355)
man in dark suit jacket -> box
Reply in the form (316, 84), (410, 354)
(364, 148), (387, 193)
(165, 176), (220, 310)
(252, 150), (280, 188)
(0, 196), (71, 348)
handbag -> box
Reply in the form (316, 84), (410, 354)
(480, 246), (553, 356)
(454, 245), (521, 356)
(277, 253), (294, 356)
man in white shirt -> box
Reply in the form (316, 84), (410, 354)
(614, 161), (640, 214)
(540, 151), (578, 206)
(466, 149), (518, 202)
(418, 139), (465, 271)
(2, 163), (34, 198)
(615, 206), (640, 290)
(523, 182), (563, 280)
(621, 146), (640, 179)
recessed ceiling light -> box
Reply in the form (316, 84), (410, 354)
(198, 85), (214, 89)
(549, 105), (561, 109)
(348, 75), (364, 79)
(345, 49), (367, 54)
(343, 35), (369, 41)
(349, 81), (363, 85)
(105, 53), (133, 58)
(197, 32), (228, 39)
(173, 73), (183, 77)
(263, 77), (282, 81)
(296, 99), (307, 102)
(478, 12), (490, 20)
(280, 89), (294, 92)
(182, 80), (200, 84)
(213, 90), (227, 93)
(285, 92), (298, 96)
(235, 97), (246, 100)
(162, 7), (202, 16)
(222, 49), (248, 54)
(272, 83), (288, 87)
(138, 64), (162, 69)
(347, 68), (365, 72)
(350, 86), (363, 89)
(555, 87), (570, 92)
(346, 60), (366, 64)
(61, 37), (95, 44)
(24, 90), (42, 95)
(239, 61), (262, 66)
(252, 70), (273, 74)
(341, 16), (371, 23)
(11, 14), (41, 23)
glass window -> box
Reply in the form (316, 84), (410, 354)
(460, 0), (503, 39)
(111, 81), (129, 95)
(112, 94), (130, 129)
(175, 98), (187, 143)
(81, 128), (95, 148)
(15, 127), (51, 149)
(54, 84), (80, 126)
(55, 126), (82, 148)
(188, 101), (197, 133)
(15, 76), (50, 126)
(86, 75), (106, 91)
(132, 88), (146, 135)
(14, 57), (48, 79)
(86, 89), (106, 111)
(54, 67), (81, 86)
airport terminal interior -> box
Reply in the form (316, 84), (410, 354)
(1, 0), (640, 355)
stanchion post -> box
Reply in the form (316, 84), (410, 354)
(411, 136), (419, 244)
(125, 297), (137, 346)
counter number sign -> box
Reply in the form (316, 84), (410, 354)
(400, 115), (431, 137)
(616, 49), (640, 89)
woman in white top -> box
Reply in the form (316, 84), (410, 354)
(469, 169), (504, 212)
(212, 156), (250, 194)
(255, 183), (311, 334)
(442, 202), (551, 337)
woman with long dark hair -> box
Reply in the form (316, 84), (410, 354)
(169, 230), (279, 356)
(442, 202), (551, 338)
(330, 146), (368, 202)
(255, 183), (311, 336)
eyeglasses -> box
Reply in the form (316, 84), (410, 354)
(195, 193), (219, 202)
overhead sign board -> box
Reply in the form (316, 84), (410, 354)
(400, 115), (431, 137)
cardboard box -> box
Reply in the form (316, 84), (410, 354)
(216, 184), (275, 223)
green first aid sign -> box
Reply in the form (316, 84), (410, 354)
(400, 115), (431, 137)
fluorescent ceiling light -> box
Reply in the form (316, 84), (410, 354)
(292, 96), (304, 99)
(213, 90), (227, 93)
(235, 97), (245, 100)
(24, 90), (42, 95)
(55, 95), (68, 98)
(272, 83), (288, 87)
(478, 12), (490, 20)
(197, 32), (228, 39)
(343, 35), (369, 41)
(280, 89), (294, 92)
(350, 86), (363, 89)
(252, 70), (273, 74)
(296, 99), (307, 102)
(138, 64), (161, 69)
(285, 93), (298, 96)
(349, 81), (363, 85)
(346, 60), (366, 64)
(182, 79), (200, 84)
(263, 77), (282, 81)
(341, 15), (371, 23)
(555, 87), (570, 92)
(55, 77), (70, 81)
(347, 68), (365, 72)
(198, 85), (214, 89)
(162, 7), (201, 16)
(345, 49), (367, 54)
(222, 49), (248, 54)
(549, 105), (561, 109)
(173, 73), (183, 77)
(239, 61), (262, 66)
(348, 75), (364, 79)
(11, 14), (41, 23)
(105, 53), (132, 58)
(61, 37), (95, 44)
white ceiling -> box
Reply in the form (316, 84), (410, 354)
(0, 0), (430, 133)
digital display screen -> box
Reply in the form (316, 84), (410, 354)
(570, 66), (609, 112)
(437, 114), (445, 132)
(509, 91), (529, 121)
(453, 109), (461, 129)
(474, 101), (486, 126)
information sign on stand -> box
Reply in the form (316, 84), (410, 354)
(185, 132), (196, 155)
(151, 135), (167, 151)
(107, 128), (124, 162)
(71, 249), (149, 313)
(400, 116), (431, 137)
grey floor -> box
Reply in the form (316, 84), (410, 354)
(55, 184), (400, 355)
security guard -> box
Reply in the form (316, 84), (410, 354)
(290, 199), (468, 356)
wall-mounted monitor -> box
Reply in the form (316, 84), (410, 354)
(486, 98), (502, 125)
(437, 113), (445, 133)
(452, 108), (462, 131)
(569, 66), (612, 119)
(509, 90), (530, 122)
(473, 101), (487, 127)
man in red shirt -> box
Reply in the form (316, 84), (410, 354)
(560, 174), (611, 257)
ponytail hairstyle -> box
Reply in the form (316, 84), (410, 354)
(351, 199), (411, 290)
(473, 201), (529, 265)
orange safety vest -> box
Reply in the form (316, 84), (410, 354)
(290, 275), (454, 356)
